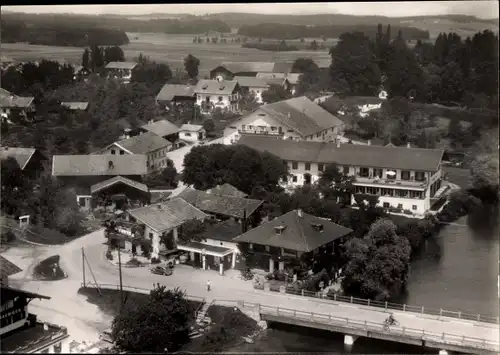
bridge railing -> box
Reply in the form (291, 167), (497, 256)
(283, 288), (499, 325)
(253, 303), (499, 352)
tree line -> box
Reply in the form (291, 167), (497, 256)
(237, 23), (430, 40)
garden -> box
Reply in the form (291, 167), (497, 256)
(33, 255), (67, 281)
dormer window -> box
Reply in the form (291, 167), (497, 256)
(274, 225), (286, 234)
(311, 223), (323, 232)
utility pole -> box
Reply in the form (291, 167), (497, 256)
(117, 241), (124, 308)
(82, 247), (86, 287)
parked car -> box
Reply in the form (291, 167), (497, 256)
(151, 265), (173, 276)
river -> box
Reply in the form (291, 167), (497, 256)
(232, 216), (499, 353)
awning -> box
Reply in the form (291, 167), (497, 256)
(177, 242), (234, 257)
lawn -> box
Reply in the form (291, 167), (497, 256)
(2, 32), (332, 78)
(33, 255), (67, 281)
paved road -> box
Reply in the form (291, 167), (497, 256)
(6, 228), (500, 345)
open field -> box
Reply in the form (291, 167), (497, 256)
(2, 32), (332, 77)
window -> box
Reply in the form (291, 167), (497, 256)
(316, 132), (321, 138)
(359, 167), (369, 177)
(220, 242), (224, 246)
(149, 233), (153, 239)
(292, 162), (298, 170)
(53, 343), (62, 353)
(218, 96), (223, 102)
(292, 175), (298, 182)
(318, 164), (324, 172)
(241, 125), (246, 130)
(185, 132), (191, 137)
(119, 150), (124, 155)
(111, 149), (116, 155)
(278, 127), (283, 134)
(373, 168), (383, 178)
(401, 170), (410, 180)
(397, 203), (403, 209)
(383, 202), (390, 208)
(412, 205), (417, 211)
(270, 126), (277, 131)
(78, 197), (86, 207)
(343, 166), (350, 175)
(415, 171), (425, 182)
(248, 125), (253, 129)
(305, 163), (311, 171)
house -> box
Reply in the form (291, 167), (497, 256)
(234, 76), (269, 103)
(155, 84), (196, 110)
(93, 132), (173, 173)
(105, 61), (138, 84)
(140, 119), (181, 148)
(233, 209), (352, 273)
(176, 187), (264, 223)
(115, 117), (146, 140)
(72, 65), (91, 81)
(223, 96), (345, 144)
(122, 197), (208, 259)
(205, 183), (248, 198)
(0, 147), (48, 180)
(0, 89), (35, 122)
(52, 154), (148, 211)
(0, 256), (23, 286)
(239, 135), (446, 215)
(60, 101), (89, 111)
(179, 124), (206, 143)
(194, 79), (242, 114)
(210, 62), (293, 80)
(0, 284), (70, 353)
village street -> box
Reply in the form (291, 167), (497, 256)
(4, 228), (499, 346)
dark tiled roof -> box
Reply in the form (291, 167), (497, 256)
(194, 79), (239, 95)
(149, 190), (172, 204)
(0, 320), (68, 353)
(0, 256), (22, 278)
(205, 183), (248, 198)
(259, 96), (344, 137)
(128, 197), (207, 232)
(156, 84), (195, 101)
(0, 147), (36, 170)
(1, 285), (50, 301)
(176, 188), (263, 219)
(116, 131), (172, 154)
(238, 135), (444, 171)
(90, 176), (149, 194)
(200, 219), (244, 242)
(141, 119), (180, 137)
(52, 155), (148, 176)
(232, 209), (352, 252)
(180, 124), (204, 132)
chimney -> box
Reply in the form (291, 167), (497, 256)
(367, 140), (371, 145)
(108, 161), (114, 169)
(407, 142), (411, 148)
(297, 209), (303, 217)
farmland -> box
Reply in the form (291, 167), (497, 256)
(1, 32), (332, 77)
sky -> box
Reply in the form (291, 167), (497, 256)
(3, 1), (499, 19)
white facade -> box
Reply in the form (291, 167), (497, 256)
(195, 91), (240, 114)
(179, 128), (206, 144)
(98, 143), (171, 173)
(358, 103), (382, 117)
(245, 85), (268, 103)
(203, 237), (240, 254)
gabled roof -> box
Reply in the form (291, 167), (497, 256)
(61, 102), (89, 110)
(0, 147), (41, 170)
(176, 188), (263, 219)
(0, 255), (23, 279)
(272, 62), (294, 74)
(206, 183), (248, 198)
(232, 209), (352, 252)
(238, 135), (445, 171)
(105, 61), (138, 70)
(194, 80), (239, 95)
(52, 155), (148, 176)
(257, 96), (345, 137)
(141, 119), (180, 137)
(156, 84), (195, 101)
(90, 176), (149, 194)
(128, 197), (207, 233)
(180, 124), (204, 132)
(0, 88), (12, 98)
(1, 285), (51, 300)
(115, 131), (172, 154)
(234, 76), (269, 89)
(217, 62), (275, 74)
(0, 95), (34, 108)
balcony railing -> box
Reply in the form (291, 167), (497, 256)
(238, 129), (284, 136)
(354, 176), (428, 188)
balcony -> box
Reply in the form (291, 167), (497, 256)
(238, 128), (284, 137)
(353, 176), (428, 189)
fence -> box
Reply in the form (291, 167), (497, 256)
(282, 288), (499, 325)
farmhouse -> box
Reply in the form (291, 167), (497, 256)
(234, 76), (269, 103)
(194, 79), (242, 114)
(0, 89), (35, 122)
(223, 96), (345, 144)
(105, 61), (138, 84)
(155, 84), (196, 110)
(140, 119), (181, 148)
(93, 131), (172, 173)
(179, 123), (206, 144)
(0, 147), (48, 180)
(238, 135), (446, 215)
(210, 61), (293, 80)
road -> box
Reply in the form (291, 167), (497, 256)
(4, 228), (500, 345)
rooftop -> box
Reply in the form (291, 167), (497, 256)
(116, 131), (172, 155)
(0, 255), (23, 279)
(234, 76), (269, 88)
(128, 197), (207, 233)
(0, 95), (34, 108)
(1, 285), (51, 302)
(180, 124), (204, 132)
(232, 209), (352, 252)
(176, 188), (263, 219)
(141, 119), (180, 137)
(194, 79), (239, 95)
(238, 135), (445, 172)
(205, 183), (248, 198)
(200, 219), (244, 242)
(1, 321), (68, 353)
(90, 176), (149, 194)
(156, 84), (195, 101)
(0, 147), (37, 170)
(52, 155), (148, 176)
(61, 102), (89, 110)
(105, 61), (138, 70)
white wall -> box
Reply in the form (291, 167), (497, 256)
(353, 194), (429, 215)
(0, 305), (28, 336)
(247, 86), (267, 103)
(203, 238), (240, 253)
(195, 91), (240, 113)
(98, 144), (170, 172)
(179, 129), (206, 143)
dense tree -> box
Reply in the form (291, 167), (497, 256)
(131, 62), (173, 91)
(178, 219), (206, 245)
(329, 32), (381, 96)
(202, 118), (215, 134)
(261, 85), (292, 104)
(82, 48), (90, 69)
(182, 144), (288, 194)
(470, 129), (499, 191)
(291, 58), (321, 95)
(184, 54), (200, 79)
(112, 285), (191, 352)
(104, 46), (125, 63)
(0, 157), (32, 216)
(318, 163), (355, 204)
